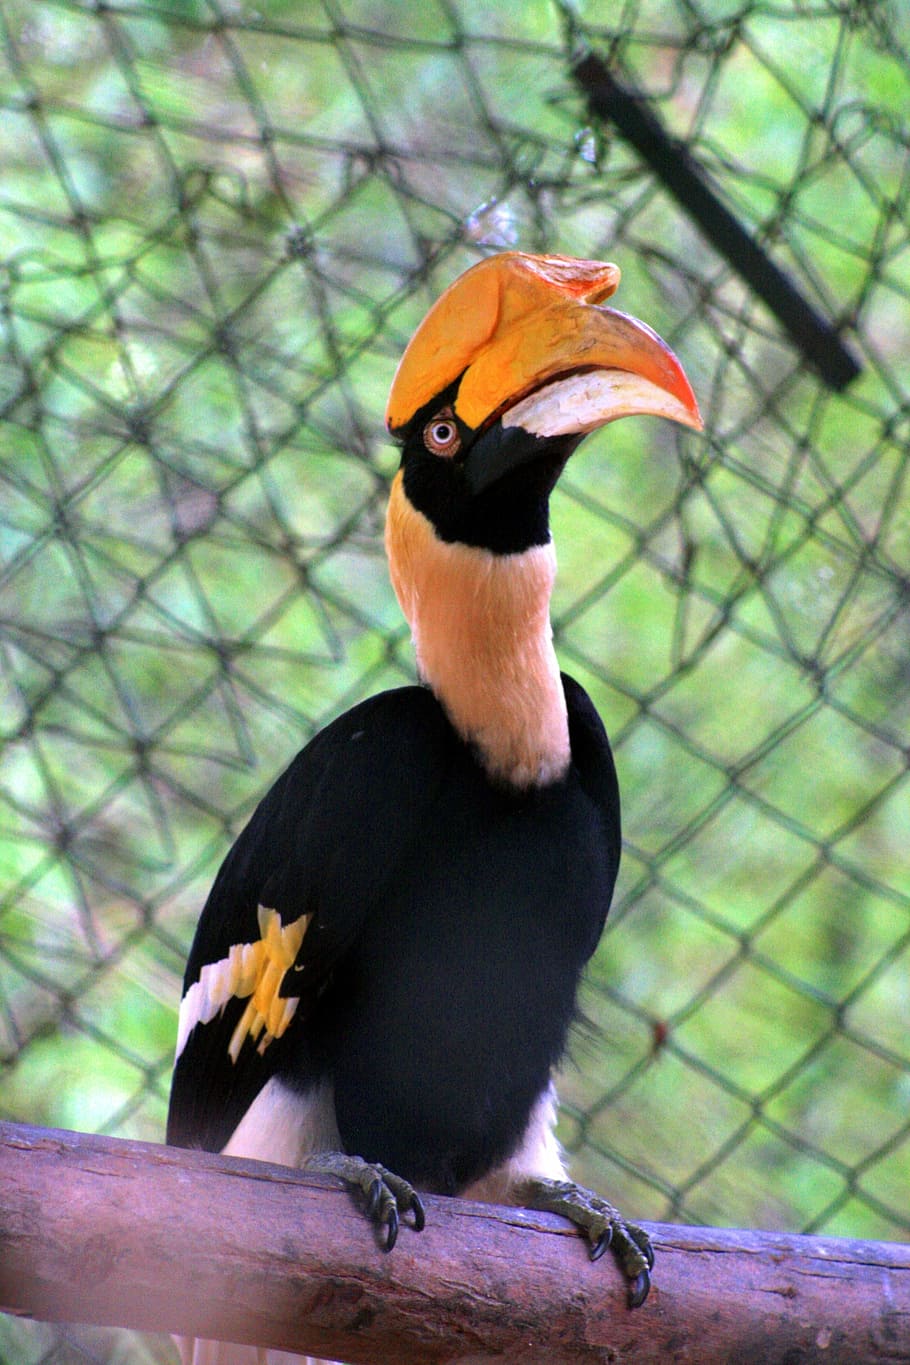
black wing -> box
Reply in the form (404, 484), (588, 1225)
(167, 685), (453, 1152)
(562, 672), (622, 959)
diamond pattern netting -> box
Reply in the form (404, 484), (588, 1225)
(0, 1), (908, 1358)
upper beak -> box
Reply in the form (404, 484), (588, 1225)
(498, 309), (703, 439)
(386, 251), (702, 441)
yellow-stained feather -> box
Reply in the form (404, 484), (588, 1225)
(175, 906), (312, 1064)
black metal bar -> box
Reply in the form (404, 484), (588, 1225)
(573, 51), (862, 391)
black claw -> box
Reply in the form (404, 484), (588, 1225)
(384, 1205), (399, 1251)
(366, 1177), (382, 1219)
(644, 1240), (655, 1271)
(411, 1192), (426, 1232)
(629, 1267), (651, 1309)
(590, 1228), (612, 1261)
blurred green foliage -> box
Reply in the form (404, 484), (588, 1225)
(0, 0), (908, 1357)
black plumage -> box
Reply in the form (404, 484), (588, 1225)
(168, 674), (619, 1196)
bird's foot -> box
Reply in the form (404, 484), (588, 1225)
(303, 1150), (425, 1251)
(514, 1176), (654, 1307)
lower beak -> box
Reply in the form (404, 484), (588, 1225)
(503, 344), (703, 439)
(460, 301), (702, 498)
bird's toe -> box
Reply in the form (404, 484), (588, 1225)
(304, 1151), (425, 1250)
(514, 1175), (654, 1308)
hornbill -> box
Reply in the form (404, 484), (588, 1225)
(168, 252), (701, 1361)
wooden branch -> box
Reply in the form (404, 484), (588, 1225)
(0, 1123), (907, 1363)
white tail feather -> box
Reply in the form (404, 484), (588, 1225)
(176, 1079), (341, 1365)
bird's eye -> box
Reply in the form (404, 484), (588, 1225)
(423, 411), (461, 457)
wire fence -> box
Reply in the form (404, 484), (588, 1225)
(1, 0), (908, 1358)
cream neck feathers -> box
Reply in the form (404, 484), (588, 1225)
(385, 472), (570, 789)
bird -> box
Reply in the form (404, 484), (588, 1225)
(168, 250), (702, 1364)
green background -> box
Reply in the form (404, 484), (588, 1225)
(1, 0), (908, 1358)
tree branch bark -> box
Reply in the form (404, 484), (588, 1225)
(0, 1122), (907, 1363)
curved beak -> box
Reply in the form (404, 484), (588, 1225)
(386, 251), (702, 442)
